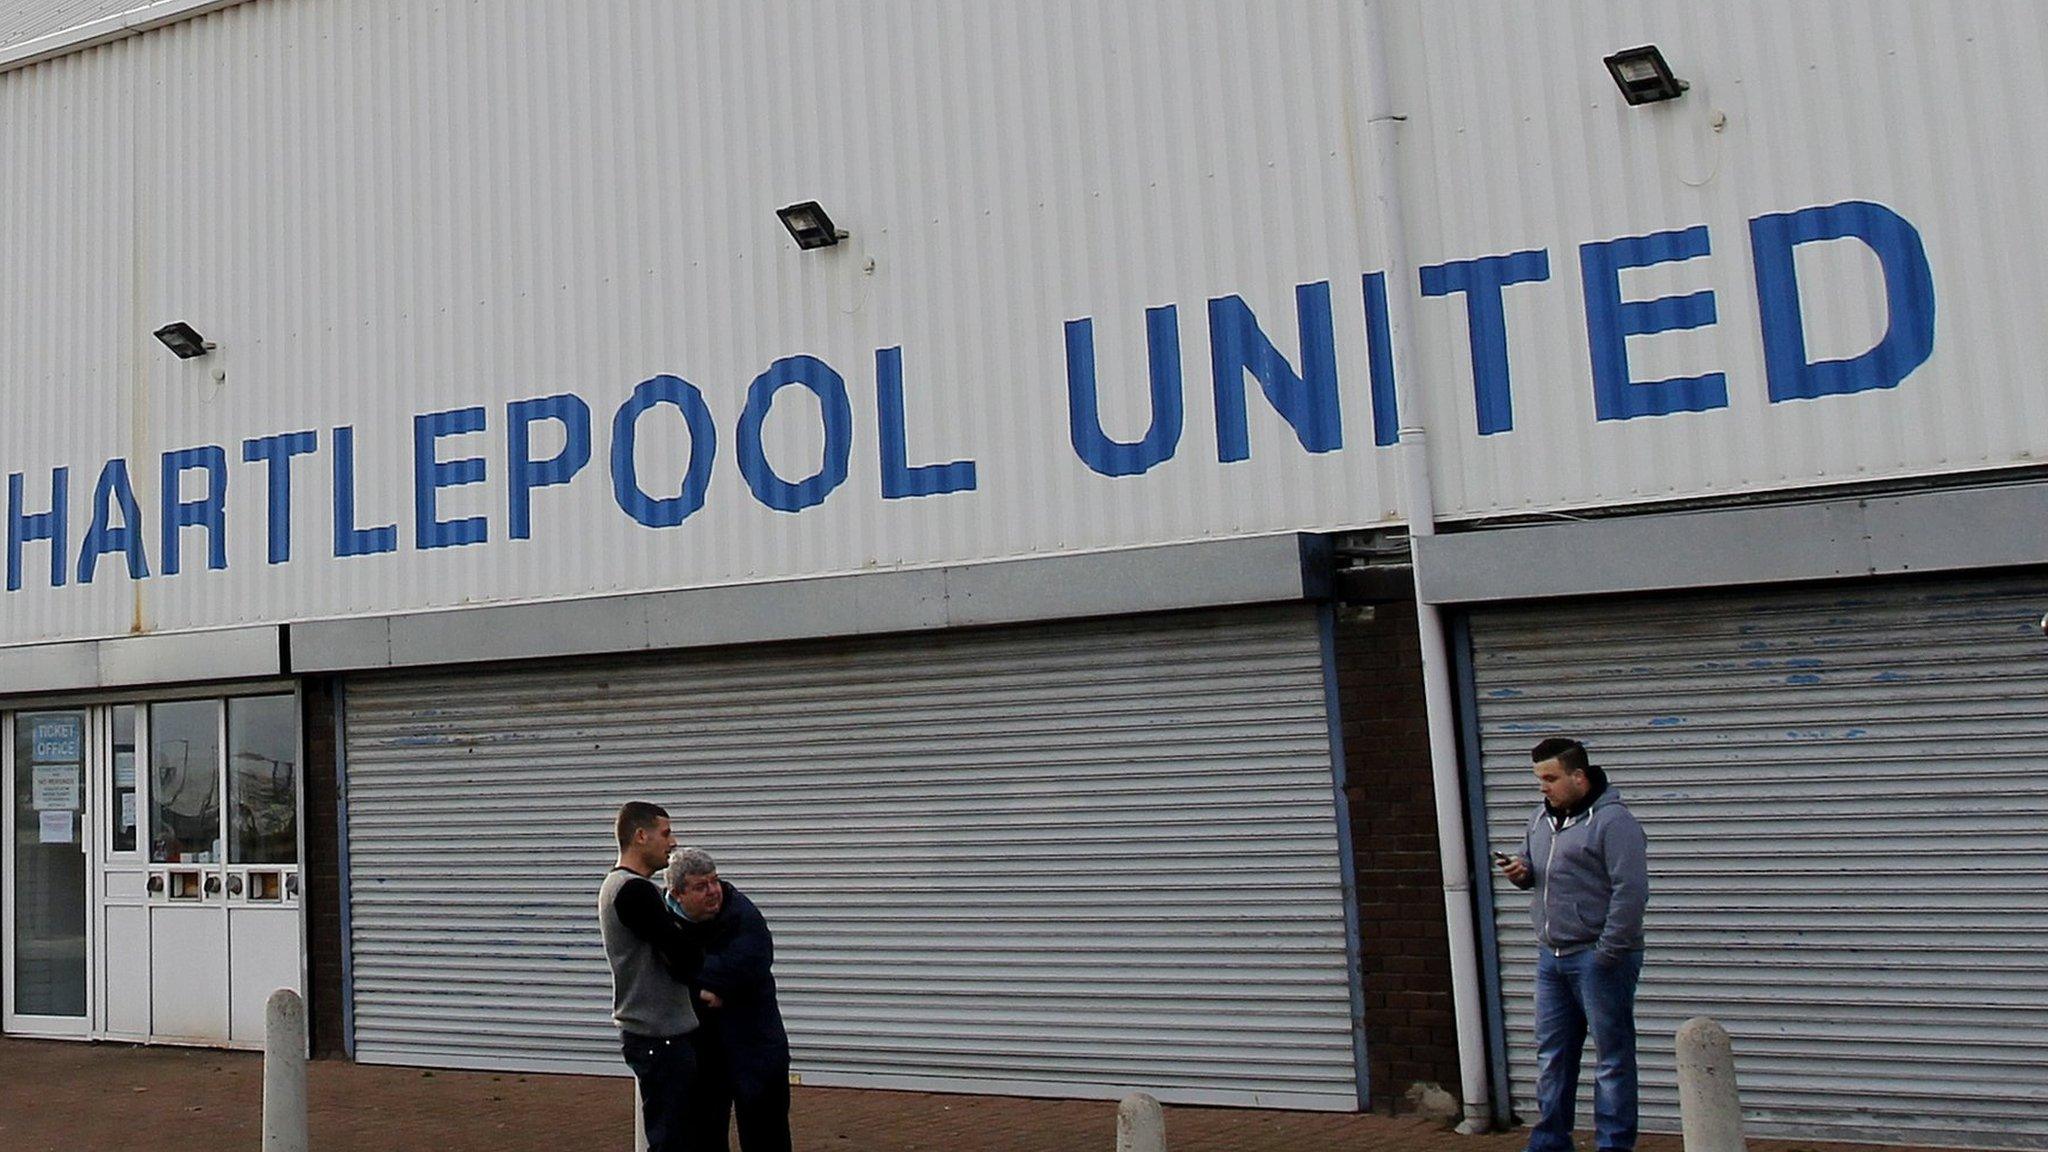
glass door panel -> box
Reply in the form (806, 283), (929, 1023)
(10, 711), (89, 1021)
(111, 706), (138, 854)
(149, 700), (222, 867)
(228, 696), (298, 870)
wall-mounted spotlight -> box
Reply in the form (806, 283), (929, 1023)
(777, 201), (848, 250)
(1604, 45), (1688, 106)
(153, 321), (215, 359)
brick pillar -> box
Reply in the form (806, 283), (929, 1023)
(1333, 600), (1463, 1111)
(300, 676), (348, 1058)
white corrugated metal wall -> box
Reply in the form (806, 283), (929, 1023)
(342, 606), (1362, 1109)
(1470, 574), (2048, 1149)
(0, 0), (1409, 647)
(2, 2), (2048, 648)
(1402, 1), (2048, 520)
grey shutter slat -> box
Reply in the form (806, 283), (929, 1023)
(1470, 575), (2048, 1149)
(343, 606), (1358, 1109)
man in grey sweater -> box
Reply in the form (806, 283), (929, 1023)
(599, 801), (706, 1152)
(1499, 738), (1649, 1152)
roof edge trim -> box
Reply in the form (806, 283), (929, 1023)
(0, 0), (251, 75)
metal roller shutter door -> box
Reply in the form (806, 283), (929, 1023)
(343, 605), (1359, 1109)
(1470, 574), (2048, 1149)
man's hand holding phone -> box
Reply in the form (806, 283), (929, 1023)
(1493, 850), (1531, 886)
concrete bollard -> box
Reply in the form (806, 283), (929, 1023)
(1116, 1091), (1166, 1152)
(263, 988), (309, 1152)
(1676, 1016), (1746, 1152)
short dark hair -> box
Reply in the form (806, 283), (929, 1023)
(1531, 738), (1591, 776)
(615, 801), (669, 850)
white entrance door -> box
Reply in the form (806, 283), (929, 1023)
(8, 695), (303, 1048)
(3, 710), (94, 1038)
(137, 698), (229, 1040)
(97, 705), (152, 1039)
(119, 695), (304, 1047)
(218, 695), (304, 1046)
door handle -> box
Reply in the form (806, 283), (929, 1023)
(226, 875), (245, 896)
(285, 874), (300, 898)
(146, 875), (165, 894)
(204, 875), (222, 895)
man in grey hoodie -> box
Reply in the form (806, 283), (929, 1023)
(1499, 738), (1649, 1152)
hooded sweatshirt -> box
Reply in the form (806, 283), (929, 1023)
(1511, 768), (1649, 959)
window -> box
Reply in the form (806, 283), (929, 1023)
(148, 700), (221, 865)
(228, 696), (298, 865)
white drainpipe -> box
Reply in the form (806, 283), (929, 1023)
(1401, 427), (1493, 1135)
(1358, 2), (1494, 1132)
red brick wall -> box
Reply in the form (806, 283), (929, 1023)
(1333, 602), (1464, 1111)
(301, 676), (348, 1057)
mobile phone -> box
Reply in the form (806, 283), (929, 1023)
(1490, 851), (1513, 867)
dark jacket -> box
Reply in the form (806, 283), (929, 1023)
(1511, 773), (1649, 960)
(669, 881), (790, 1096)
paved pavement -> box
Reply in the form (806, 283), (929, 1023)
(0, 1036), (1951, 1152)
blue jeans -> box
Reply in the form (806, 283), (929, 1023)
(1529, 948), (1643, 1152)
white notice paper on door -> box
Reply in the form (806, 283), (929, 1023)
(120, 791), (138, 832)
(31, 765), (80, 810)
(38, 810), (73, 844)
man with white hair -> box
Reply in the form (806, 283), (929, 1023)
(666, 846), (792, 1152)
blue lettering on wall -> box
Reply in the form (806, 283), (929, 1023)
(1361, 272), (1401, 447)
(1064, 307), (1184, 477)
(1210, 281), (1342, 462)
(610, 375), (717, 528)
(876, 347), (977, 499)
(0, 197), (1951, 601)
(1580, 225), (1727, 420)
(332, 426), (399, 557)
(160, 446), (227, 576)
(507, 394), (593, 540)
(78, 459), (149, 583)
(413, 407), (490, 549)
(737, 355), (853, 513)
(8, 468), (69, 591)
(243, 430), (318, 564)
(1418, 249), (1551, 435)
(1750, 200), (1936, 402)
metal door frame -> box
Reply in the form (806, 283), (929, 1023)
(1, 685), (307, 1049)
(94, 702), (151, 1040)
